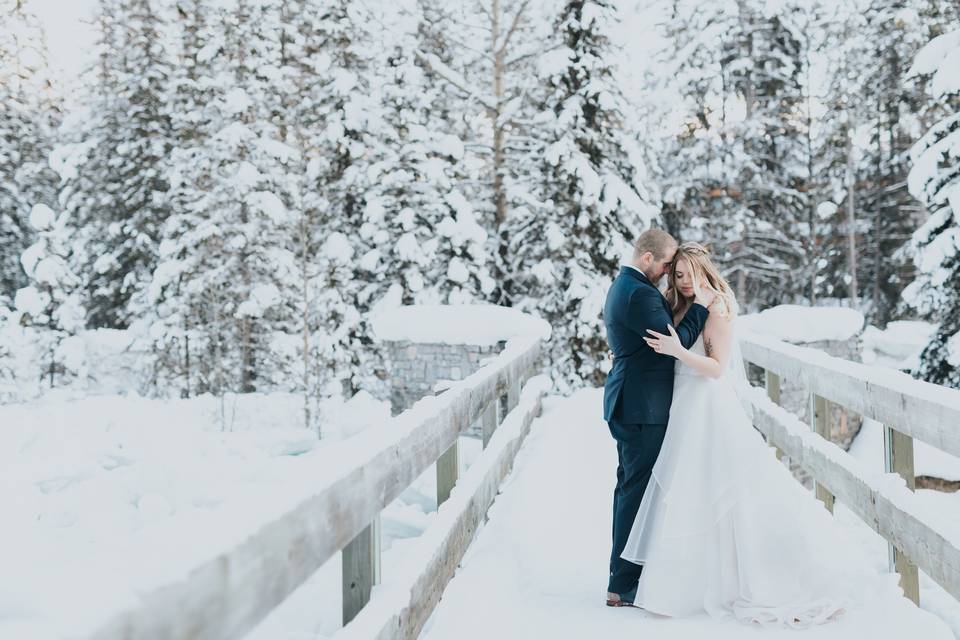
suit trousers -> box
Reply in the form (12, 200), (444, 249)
(607, 418), (667, 595)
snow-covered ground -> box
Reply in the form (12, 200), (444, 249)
(417, 389), (954, 640)
(0, 388), (491, 639)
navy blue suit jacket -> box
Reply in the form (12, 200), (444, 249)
(602, 266), (709, 424)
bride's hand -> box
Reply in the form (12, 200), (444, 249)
(645, 325), (684, 358)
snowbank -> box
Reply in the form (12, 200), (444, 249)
(0, 390), (394, 638)
(739, 305), (864, 344)
(862, 321), (938, 370)
(370, 304), (551, 345)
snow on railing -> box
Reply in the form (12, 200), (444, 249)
(740, 331), (960, 606)
(80, 335), (547, 640)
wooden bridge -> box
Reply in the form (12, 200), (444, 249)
(77, 332), (960, 639)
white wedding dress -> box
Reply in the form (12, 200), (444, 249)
(620, 332), (877, 627)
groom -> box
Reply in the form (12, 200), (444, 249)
(603, 229), (711, 607)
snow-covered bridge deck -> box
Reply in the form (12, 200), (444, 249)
(417, 389), (952, 640)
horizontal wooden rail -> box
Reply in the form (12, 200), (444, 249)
(82, 336), (543, 640)
(742, 386), (960, 602)
(741, 331), (960, 457)
(335, 375), (551, 640)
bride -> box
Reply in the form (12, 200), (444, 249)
(625, 242), (876, 627)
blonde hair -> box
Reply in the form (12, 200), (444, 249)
(665, 242), (737, 317)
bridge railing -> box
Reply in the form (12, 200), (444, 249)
(83, 336), (547, 640)
(739, 330), (960, 607)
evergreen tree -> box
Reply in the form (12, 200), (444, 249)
(415, 0), (552, 305)
(14, 204), (84, 388)
(509, 0), (655, 389)
(63, 0), (173, 329)
(654, 0), (810, 308)
(363, 13), (494, 308)
(0, 0), (60, 304)
(903, 27), (960, 388)
(148, 0), (298, 398)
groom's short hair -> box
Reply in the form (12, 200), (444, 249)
(633, 229), (677, 260)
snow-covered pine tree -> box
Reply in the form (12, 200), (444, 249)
(62, 0), (174, 329)
(14, 204), (84, 388)
(148, 0), (299, 398)
(0, 0), (61, 304)
(145, 0), (218, 396)
(722, 0), (808, 306)
(903, 27), (960, 388)
(57, 0), (125, 327)
(653, 0), (811, 308)
(856, 0), (942, 323)
(508, 0), (655, 389)
(813, 2), (872, 304)
(361, 5), (494, 309)
(289, 0), (380, 397)
(654, 0), (747, 287)
(415, 0), (552, 306)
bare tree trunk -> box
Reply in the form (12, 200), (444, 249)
(845, 121), (859, 306)
(804, 38), (817, 305)
(300, 216), (313, 436)
(184, 313), (191, 398)
(490, 0), (507, 228)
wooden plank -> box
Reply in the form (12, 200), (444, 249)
(741, 333), (960, 457)
(342, 517), (381, 625)
(82, 337), (542, 640)
(436, 442), (458, 506)
(335, 377), (549, 640)
(481, 401), (497, 449)
(765, 369), (784, 460)
(884, 426), (920, 604)
(744, 388), (960, 603)
(811, 393), (835, 513)
(507, 376), (520, 412)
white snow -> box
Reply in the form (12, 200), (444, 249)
(739, 305), (865, 343)
(322, 232), (354, 263)
(222, 87), (252, 114)
(817, 201), (838, 219)
(909, 29), (960, 85)
(370, 304), (552, 346)
(862, 321), (938, 370)
(236, 283), (281, 318)
(850, 418), (960, 482)
(245, 191), (288, 223)
(29, 203), (56, 230)
(0, 389), (393, 639)
(413, 389), (953, 640)
(14, 286), (45, 317)
(446, 257), (469, 284)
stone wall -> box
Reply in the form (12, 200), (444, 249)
(376, 340), (504, 417)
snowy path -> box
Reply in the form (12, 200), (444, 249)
(418, 389), (955, 640)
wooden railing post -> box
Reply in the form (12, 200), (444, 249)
(482, 400), (498, 449)
(342, 515), (381, 625)
(437, 441), (459, 506)
(810, 393), (835, 513)
(507, 376), (520, 412)
(764, 369), (784, 461)
(884, 425), (920, 605)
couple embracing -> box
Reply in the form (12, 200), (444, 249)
(601, 229), (870, 627)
